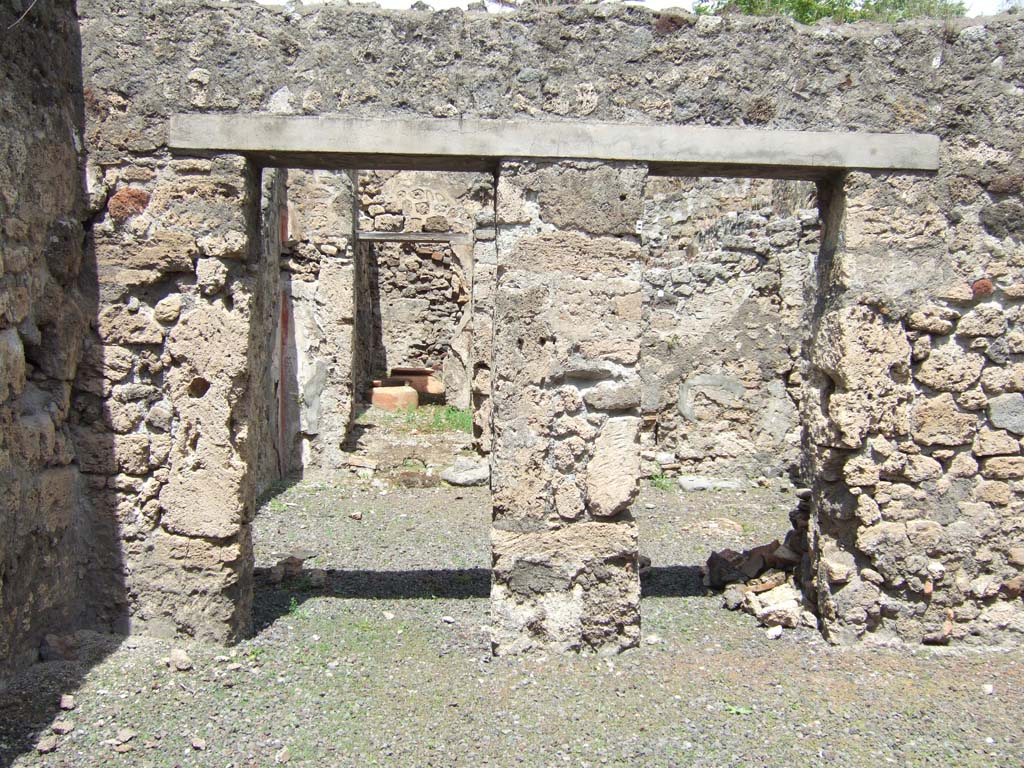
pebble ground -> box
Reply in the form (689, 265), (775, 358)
(1, 474), (1022, 767)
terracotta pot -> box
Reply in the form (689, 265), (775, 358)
(371, 384), (418, 411)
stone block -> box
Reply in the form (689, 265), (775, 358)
(988, 393), (1024, 435)
(197, 230), (246, 259)
(0, 327), (26, 402)
(491, 522), (639, 655)
(906, 305), (958, 335)
(582, 379), (641, 411)
(912, 393), (977, 446)
(97, 305), (165, 346)
(586, 416), (640, 517)
(113, 433), (150, 475)
(957, 304), (1006, 337)
(196, 258), (229, 295)
(154, 295), (184, 324)
(981, 456), (1024, 480)
(982, 364), (1024, 394)
(75, 430), (117, 475)
(96, 231), (196, 274)
(975, 480), (1010, 505)
(159, 457), (247, 540)
(972, 429), (1020, 457)
(914, 346), (984, 392)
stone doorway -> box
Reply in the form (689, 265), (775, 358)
(130, 114), (954, 651)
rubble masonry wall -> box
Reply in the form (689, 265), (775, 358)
(640, 177), (819, 481)
(75, 0), (1024, 646)
(0, 0), (118, 675)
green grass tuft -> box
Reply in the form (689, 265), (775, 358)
(650, 473), (675, 492)
(367, 404), (474, 434)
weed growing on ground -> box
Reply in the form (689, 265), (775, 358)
(430, 405), (473, 433)
(724, 704), (754, 716)
(366, 405), (473, 434)
(650, 473), (675, 492)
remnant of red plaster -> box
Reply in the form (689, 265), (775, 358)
(107, 187), (150, 222)
(972, 278), (995, 299)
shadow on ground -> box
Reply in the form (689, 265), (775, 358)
(252, 565), (708, 634)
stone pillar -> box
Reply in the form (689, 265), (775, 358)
(278, 169), (356, 472)
(805, 171), (1024, 645)
(490, 160), (647, 654)
(81, 154), (267, 642)
(470, 211), (497, 454)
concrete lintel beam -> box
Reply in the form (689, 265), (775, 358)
(169, 114), (939, 177)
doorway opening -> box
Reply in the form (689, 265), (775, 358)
(636, 174), (822, 635)
(251, 166), (496, 645)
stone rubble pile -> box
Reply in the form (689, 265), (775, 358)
(705, 488), (817, 631)
(266, 551), (327, 588)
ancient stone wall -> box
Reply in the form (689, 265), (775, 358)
(491, 160), (647, 653)
(806, 171), (1024, 644)
(257, 168), (287, 486)
(357, 171), (490, 409)
(0, 0), (106, 675)
(277, 169), (356, 472)
(77, 149), (268, 642)
(365, 240), (469, 375)
(76, 0), (1024, 647)
(640, 177), (819, 481)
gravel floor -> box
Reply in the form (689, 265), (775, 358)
(2, 474), (1023, 768)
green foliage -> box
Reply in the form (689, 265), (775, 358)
(430, 406), (474, 434)
(693, 0), (965, 24)
(724, 704), (754, 715)
(649, 473), (675, 492)
(374, 405), (474, 434)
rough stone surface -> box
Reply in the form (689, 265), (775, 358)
(988, 393), (1024, 436)
(490, 160), (645, 654)
(9, 0), (1015, 651)
(356, 170), (489, 411)
(440, 457), (490, 487)
(0, 0), (118, 678)
(276, 169), (356, 472)
(806, 170), (1024, 647)
(640, 178), (817, 480)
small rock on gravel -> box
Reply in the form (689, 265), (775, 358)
(192, 737), (207, 750)
(59, 693), (76, 710)
(678, 475), (742, 491)
(765, 626), (784, 639)
(277, 745), (292, 763)
(441, 457), (490, 486)
(36, 735), (58, 754)
(51, 720), (75, 735)
(169, 648), (193, 671)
